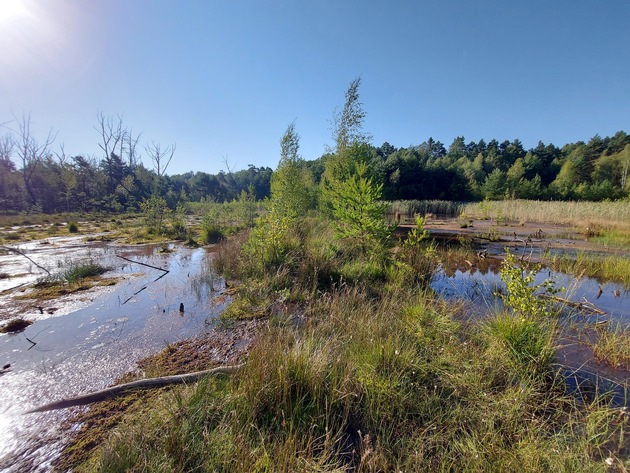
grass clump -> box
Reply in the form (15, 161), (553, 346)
(485, 312), (555, 381)
(592, 323), (630, 370)
(200, 223), (224, 244)
(61, 261), (109, 284)
(20, 260), (111, 300)
(0, 317), (33, 333)
(3, 232), (20, 241)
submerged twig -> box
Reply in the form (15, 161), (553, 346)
(25, 363), (245, 413)
(122, 286), (147, 305)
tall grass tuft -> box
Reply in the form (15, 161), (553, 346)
(61, 261), (109, 283)
(592, 323), (630, 370)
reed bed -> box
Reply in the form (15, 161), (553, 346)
(462, 199), (630, 233)
(546, 251), (630, 288)
(387, 200), (466, 218)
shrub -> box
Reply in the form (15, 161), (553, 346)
(67, 221), (79, 233)
(499, 249), (560, 319)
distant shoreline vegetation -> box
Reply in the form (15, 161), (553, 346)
(1, 118), (629, 214)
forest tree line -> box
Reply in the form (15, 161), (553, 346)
(1, 113), (629, 214)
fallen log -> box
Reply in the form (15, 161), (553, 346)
(25, 363), (244, 414)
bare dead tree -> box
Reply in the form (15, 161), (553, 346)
(95, 112), (124, 163)
(0, 134), (13, 161)
(95, 112), (145, 198)
(54, 143), (78, 212)
(145, 141), (176, 178)
(0, 135), (13, 160)
(13, 114), (56, 207)
(125, 128), (142, 168)
(54, 142), (67, 166)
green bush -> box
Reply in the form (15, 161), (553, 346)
(67, 221), (79, 233)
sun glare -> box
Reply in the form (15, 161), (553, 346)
(0, 0), (27, 21)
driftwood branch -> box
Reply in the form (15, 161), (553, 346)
(0, 245), (50, 275)
(25, 364), (244, 414)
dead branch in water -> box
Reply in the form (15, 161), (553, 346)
(116, 255), (169, 274)
(539, 294), (606, 315)
(25, 363), (244, 413)
(0, 245), (50, 275)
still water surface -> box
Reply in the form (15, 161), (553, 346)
(0, 243), (225, 472)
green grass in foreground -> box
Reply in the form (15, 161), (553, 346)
(73, 217), (629, 472)
(82, 289), (629, 471)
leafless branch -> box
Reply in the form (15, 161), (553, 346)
(0, 245), (50, 275)
(145, 141), (176, 177)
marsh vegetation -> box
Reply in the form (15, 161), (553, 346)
(1, 80), (629, 471)
(47, 79), (629, 472)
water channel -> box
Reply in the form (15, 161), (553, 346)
(0, 239), (226, 472)
(431, 261), (630, 324)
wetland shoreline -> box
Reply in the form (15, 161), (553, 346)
(2, 214), (629, 471)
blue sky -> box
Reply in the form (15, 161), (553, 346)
(1, 0), (628, 175)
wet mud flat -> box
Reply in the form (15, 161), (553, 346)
(420, 216), (630, 260)
(0, 238), (232, 472)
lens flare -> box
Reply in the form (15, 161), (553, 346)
(0, 0), (27, 21)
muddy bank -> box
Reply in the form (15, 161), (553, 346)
(420, 217), (630, 260)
